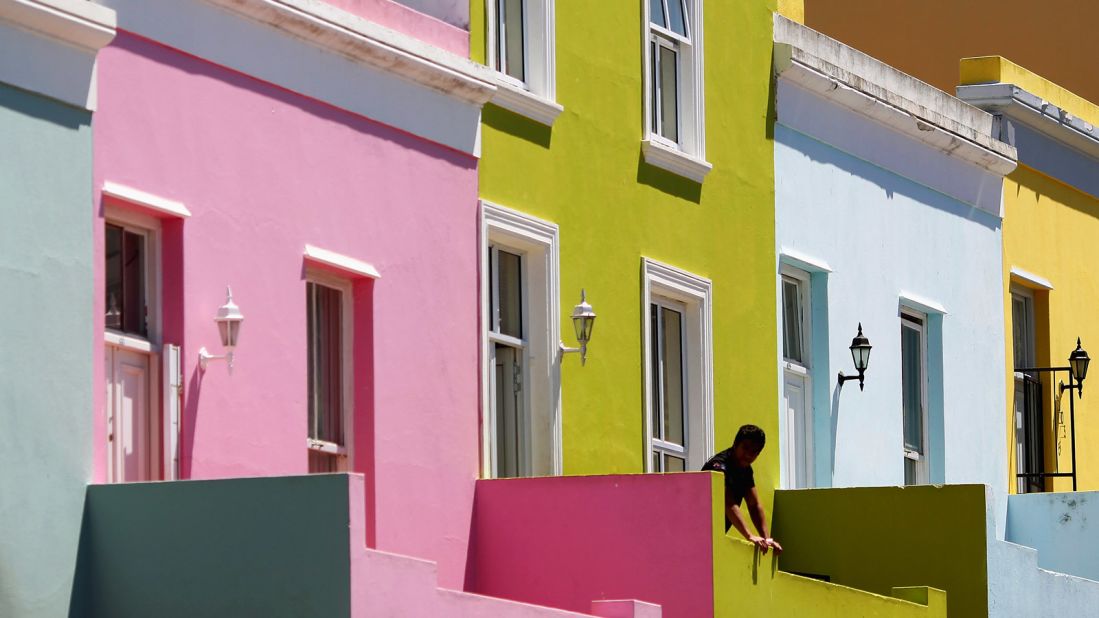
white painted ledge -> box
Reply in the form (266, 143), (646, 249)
(0, 0), (116, 51)
(899, 292), (948, 316)
(102, 181), (191, 218)
(490, 77), (563, 126)
(780, 248), (833, 273)
(203, 0), (495, 105)
(1010, 267), (1054, 291)
(304, 244), (380, 279)
(641, 139), (713, 183)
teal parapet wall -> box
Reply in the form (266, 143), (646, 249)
(70, 475), (352, 617)
(0, 82), (94, 618)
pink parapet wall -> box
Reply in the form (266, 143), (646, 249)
(93, 32), (480, 587)
(324, 0), (469, 56)
(464, 473), (717, 616)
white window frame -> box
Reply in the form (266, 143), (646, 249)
(650, 296), (690, 470)
(305, 269), (355, 471)
(1011, 285), (1039, 494)
(641, 0), (711, 183)
(779, 264), (813, 489)
(901, 308), (929, 485)
(103, 207), (163, 483)
(485, 0), (563, 125)
(642, 258), (713, 472)
(481, 200), (561, 478)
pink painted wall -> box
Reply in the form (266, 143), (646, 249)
(465, 473), (717, 617)
(93, 32), (480, 587)
(324, 0), (469, 56)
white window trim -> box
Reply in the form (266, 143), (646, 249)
(103, 207), (163, 348)
(779, 264), (813, 489)
(480, 200), (562, 477)
(1010, 267), (1054, 291)
(650, 295), (690, 470)
(642, 258), (713, 472)
(1010, 286), (1037, 373)
(103, 181), (191, 219)
(641, 0), (710, 182)
(900, 308), (930, 485)
(485, 0), (563, 126)
(304, 245), (380, 280)
(305, 269), (355, 471)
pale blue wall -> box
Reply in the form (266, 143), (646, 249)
(774, 79), (1009, 524)
(0, 82), (93, 617)
(1006, 491), (1099, 581)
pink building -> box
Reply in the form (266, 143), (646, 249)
(92, 0), (493, 588)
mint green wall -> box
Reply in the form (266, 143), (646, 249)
(0, 83), (93, 618)
(71, 475), (351, 617)
(773, 485), (989, 617)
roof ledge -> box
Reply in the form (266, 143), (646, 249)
(203, 0), (495, 105)
(0, 0), (116, 52)
(773, 14), (1016, 176)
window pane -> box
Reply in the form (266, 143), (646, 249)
(105, 225), (123, 331)
(650, 41), (659, 134)
(308, 283), (344, 446)
(667, 0), (687, 37)
(901, 323), (923, 453)
(659, 45), (678, 143)
(782, 279), (803, 363)
(496, 249), (523, 338)
(649, 0), (666, 28)
(649, 303), (662, 440)
(665, 454), (685, 472)
(1012, 295), (1030, 369)
(309, 450), (338, 473)
(904, 456), (917, 485)
(495, 344), (523, 477)
(662, 307), (685, 447)
(501, 0), (525, 81)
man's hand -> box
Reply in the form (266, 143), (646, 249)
(765, 537), (784, 555)
(748, 535), (770, 554)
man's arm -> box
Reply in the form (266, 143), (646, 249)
(726, 501), (769, 553)
(744, 487), (783, 555)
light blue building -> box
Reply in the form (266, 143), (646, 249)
(0, 2), (115, 616)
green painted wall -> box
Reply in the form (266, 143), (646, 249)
(472, 1), (782, 501)
(773, 485), (990, 617)
(0, 83), (93, 618)
(70, 475), (352, 617)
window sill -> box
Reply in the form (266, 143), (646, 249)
(641, 138), (712, 183)
(490, 78), (564, 126)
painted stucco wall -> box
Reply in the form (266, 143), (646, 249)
(774, 83), (1009, 507)
(773, 485), (989, 617)
(467, 473), (946, 617)
(471, 0), (782, 503)
(0, 82), (93, 618)
(1000, 165), (1099, 493)
(1006, 491), (1099, 582)
(93, 32), (480, 587)
(802, 0), (1099, 107)
(986, 530), (1099, 618)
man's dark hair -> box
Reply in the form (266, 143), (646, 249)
(733, 424), (766, 449)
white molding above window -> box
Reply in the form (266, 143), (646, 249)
(1010, 267), (1054, 291)
(641, 138), (713, 182)
(486, 0), (561, 125)
(480, 200), (562, 477)
(304, 245), (381, 280)
(102, 182), (191, 219)
(641, 0), (708, 182)
(780, 248), (832, 274)
(898, 292), (947, 316)
(642, 257), (714, 472)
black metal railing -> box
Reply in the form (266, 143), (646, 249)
(1014, 366), (1079, 491)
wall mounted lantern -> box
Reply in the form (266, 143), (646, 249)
(560, 289), (596, 365)
(1066, 338), (1091, 398)
(199, 286), (244, 373)
(837, 323), (872, 391)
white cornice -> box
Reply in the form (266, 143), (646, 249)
(102, 181), (191, 218)
(203, 0), (495, 105)
(0, 0), (115, 52)
(773, 14), (1016, 176)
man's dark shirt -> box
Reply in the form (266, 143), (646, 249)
(702, 447), (755, 530)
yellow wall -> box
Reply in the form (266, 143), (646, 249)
(1003, 166), (1099, 492)
(471, 1), (782, 500)
(803, 0), (1099, 106)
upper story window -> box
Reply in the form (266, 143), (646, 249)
(307, 277), (353, 473)
(487, 0), (562, 125)
(641, 0), (710, 182)
(901, 310), (928, 485)
(105, 223), (150, 338)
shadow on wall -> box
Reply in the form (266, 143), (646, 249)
(635, 151), (703, 203)
(482, 104), (553, 149)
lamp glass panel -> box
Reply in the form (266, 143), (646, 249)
(1071, 356), (1089, 382)
(853, 345), (871, 371)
